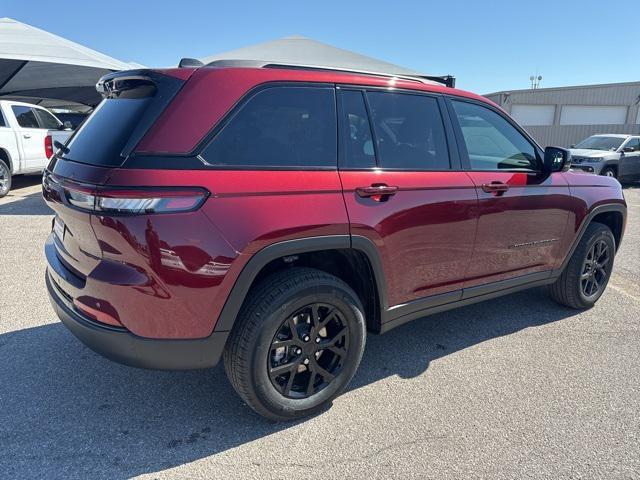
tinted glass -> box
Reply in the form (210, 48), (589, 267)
(575, 136), (625, 151)
(12, 106), (39, 128)
(452, 100), (539, 171)
(63, 98), (153, 166)
(202, 87), (336, 168)
(34, 109), (62, 129)
(339, 90), (375, 168)
(0, 111), (5, 127)
(366, 92), (450, 170)
(624, 138), (640, 151)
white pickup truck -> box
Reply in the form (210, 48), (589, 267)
(0, 100), (73, 197)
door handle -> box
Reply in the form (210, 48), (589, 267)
(356, 184), (399, 201)
(23, 134), (31, 139)
(481, 181), (509, 196)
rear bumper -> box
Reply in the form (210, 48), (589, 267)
(46, 270), (228, 370)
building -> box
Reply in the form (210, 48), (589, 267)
(485, 82), (640, 148)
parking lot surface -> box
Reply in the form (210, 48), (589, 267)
(1, 174), (639, 479)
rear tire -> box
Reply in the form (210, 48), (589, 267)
(223, 267), (366, 421)
(0, 159), (11, 198)
(601, 167), (617, 179)
(550, 222), (615, 309)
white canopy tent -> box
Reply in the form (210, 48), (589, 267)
(0, 18), (136, 109)
(200, 36), (454, 87)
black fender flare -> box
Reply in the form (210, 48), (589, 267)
(553, 203), (626, 276)
(213, 235), (389, 332)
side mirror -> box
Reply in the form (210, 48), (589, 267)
(61, 121), (73, 130)
(569, 144), (576, 148)
(544, 146), (571, 174)
(621, 146), (634, 153)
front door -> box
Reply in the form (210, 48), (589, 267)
(11, 105), (47, 170)
(447, 98), (572, 287)
(620, 137), (640, 180)
(337, 88), (478, 310)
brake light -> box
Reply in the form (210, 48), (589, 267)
(44, 135), (53, 158)
(62, 185), (209, 214)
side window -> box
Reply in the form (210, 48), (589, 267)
(624, 138), (640, 152)
(0, 110), (6, 127)
(366, 91), (450, 170)
(201, 86), (336, 168)
(451, 100), (540, 171)
(11, 106), (39, 129)
(34, 109), (62, 129)
(338, 90), (376, 168)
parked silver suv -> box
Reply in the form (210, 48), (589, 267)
(569, 134), (640, 182)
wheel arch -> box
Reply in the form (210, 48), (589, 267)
(555, 203), (626, 275)
(213, 235), (388, 334)
(0, 148), (12, 172)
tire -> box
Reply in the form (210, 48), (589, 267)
(223, 267), (366, 421)
(600, 167), (617, 179)
(550, 222), (615, 309)
(0, 159), (11, 198)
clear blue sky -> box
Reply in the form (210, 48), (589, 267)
(4, 0), (639, 94)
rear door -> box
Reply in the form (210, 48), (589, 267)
(337, 88), (478, 310)
(447, 97), (572, 287)
(620, 137), (640, 180)
(10, 105), (47, 170)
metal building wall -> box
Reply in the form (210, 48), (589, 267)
(484, 82), (640, 147)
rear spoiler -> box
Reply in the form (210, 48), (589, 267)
(96, 70), (159, 99)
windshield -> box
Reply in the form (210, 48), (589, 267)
(574, 136), (625, 151)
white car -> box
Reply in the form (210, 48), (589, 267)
(0, 100), (73, 197)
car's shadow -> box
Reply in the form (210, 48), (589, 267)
(0, 287), (580, 478)
(0, 175), (52, 216)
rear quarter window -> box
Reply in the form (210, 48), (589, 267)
(200, 86), (337, 168)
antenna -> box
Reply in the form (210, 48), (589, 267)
(529, 74), (543, 89)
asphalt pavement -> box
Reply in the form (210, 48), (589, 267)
(0, 174), (638, 479)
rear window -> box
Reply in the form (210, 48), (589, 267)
(366, 92), (450, 170)
(200, 86), (337, 168)
(59, 70), (185, 167)
(62, 98), (153, 167)
(34, 109), (62, 129)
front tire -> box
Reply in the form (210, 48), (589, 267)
(550, 222), (615, 309)
(223, 267), (366, 421)
(600, 167), (617, 179)
(0, 159), (11, 198)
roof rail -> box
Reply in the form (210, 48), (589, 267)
(203, 59), (456, 88)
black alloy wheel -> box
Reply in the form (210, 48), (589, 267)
(268, 303), (349, 398)
(224, 267), (366, 421)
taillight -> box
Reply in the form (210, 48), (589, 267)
(62, 185), (208, 214)
(44, 135), (53, 158)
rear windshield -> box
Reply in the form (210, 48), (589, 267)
(61, 98), (152, 167)
(59, 70), (185, 167)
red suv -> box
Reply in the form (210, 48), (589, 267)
(43, 62), (626, 420)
